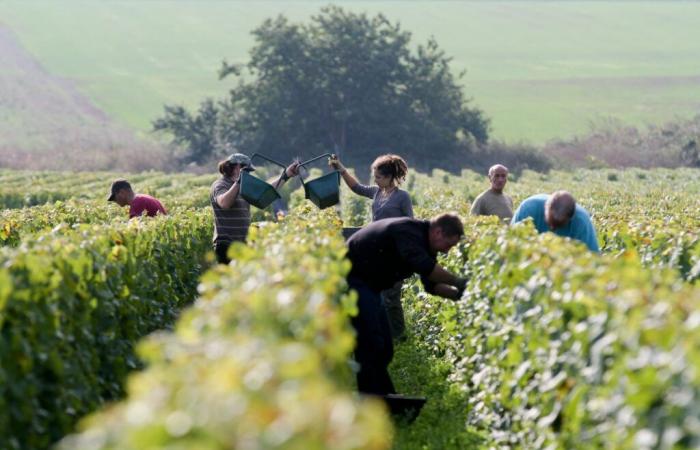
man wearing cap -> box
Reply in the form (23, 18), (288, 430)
(511, 190), (599, 252)
(108, 179), (167, 218)
(470, 164), (513, 222)
(345, 213), (468, 395)
(211, 152), (300, 264)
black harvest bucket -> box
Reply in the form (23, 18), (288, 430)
(300, 153), (341, 210)
(382, 394), (427, 423)
(239, 153), (287, 209)
(341, 227), (362, 240)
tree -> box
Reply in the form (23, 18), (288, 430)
(154, 6), (490, 171)
(152, 100), (222, 165)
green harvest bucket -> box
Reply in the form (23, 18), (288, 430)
(239, 171), (280, 209)
(239, 153), (287, 209)
(300, 153), (341, 210)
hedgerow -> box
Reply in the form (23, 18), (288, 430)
(0, 210), (211, 449)
(58, 207), (392, 450)
(403, 219), (700, 449)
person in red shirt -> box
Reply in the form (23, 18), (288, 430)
(107, 179), (167, 218)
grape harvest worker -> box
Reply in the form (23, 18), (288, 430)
(345, 213), (468, 395)
(108, 179), (167, 218)
(511, 191), (600, 252)
(470, 164), (513, 222)
(329, 154), (413, 221)
(330, 153), (413, 340)
(211, 152), (300, 264)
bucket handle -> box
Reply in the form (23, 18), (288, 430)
(299, 153), (333, 169)
(299, 153), (336, 186)
(250, 153), (288, 170)
(250, 153), (292, 186)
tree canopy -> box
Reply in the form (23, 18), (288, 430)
(154, 6), (490, 171)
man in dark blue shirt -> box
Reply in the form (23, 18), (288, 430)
(346, 213), (467, 395)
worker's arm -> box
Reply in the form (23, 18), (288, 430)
(430, 283), (462, 300)
(270, 161), (301, 190)
(397, 233), (467, 300)
(427, 263), (461, 286)
(329, 156), (360, 189)
(423, 264), (467, 301)
(216, 180), (241, 209)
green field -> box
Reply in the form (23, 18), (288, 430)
(1, 1), (699, 143)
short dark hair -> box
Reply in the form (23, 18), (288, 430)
(108, 178), (132, 201)
(430, 213), (464, 238)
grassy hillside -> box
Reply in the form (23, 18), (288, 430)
(0, 1), (699, 143)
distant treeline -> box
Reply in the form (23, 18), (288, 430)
(543, 115), (700, 170)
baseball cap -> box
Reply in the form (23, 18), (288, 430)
(108, 179), (131, 201)
(227, 153), (255, 171)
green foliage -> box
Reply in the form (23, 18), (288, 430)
(152, 100), (221, 165)
(154, 5), (489, 170)
(0, 210), (212, 449)
(335, 168), (371, 227)
(0, 219), (21, 247)
(599, 217), (700, 284)
(0, 201), (120, 247)
(0, 169), (217, 210)
(3, 166), (700, 449)
(402, 219), (700, 448)
(58, 206), (392, 449)
(3, 167), (699, 281)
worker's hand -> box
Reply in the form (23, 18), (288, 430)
(285, 161), (301, 178)
(328, 154), (345, 172)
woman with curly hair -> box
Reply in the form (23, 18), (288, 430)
(330, 153), (414, 340)
(330, 154), (413, 221)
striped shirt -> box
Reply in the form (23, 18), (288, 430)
(210, 177), (251, 244)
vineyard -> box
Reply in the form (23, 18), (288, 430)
(1, 167), (699, 449)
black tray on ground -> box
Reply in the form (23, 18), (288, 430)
(342, 226), (362, 240)
(382, 394), (427, 423)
